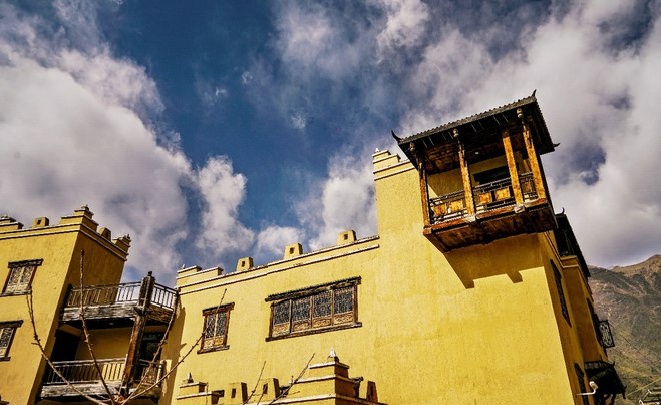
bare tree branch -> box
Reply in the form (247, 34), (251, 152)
(243, 361), (267, 405)
(27, 260), (233, 405)
(25, 291), (110, 405)
(78, 249), (118, 404)
(266, 354), (315, 405)
(125, 288), (228, 401)
(122, 286), (180, 402)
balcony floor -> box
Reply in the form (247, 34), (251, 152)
(424, 199), (557, 251)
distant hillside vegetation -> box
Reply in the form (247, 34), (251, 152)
(590, 254), (661, 404)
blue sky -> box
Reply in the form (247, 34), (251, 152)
(1, 0), (660, 283)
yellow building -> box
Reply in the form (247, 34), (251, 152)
(164, 96), (624, 405)
(0, 96), (624, 405)
(0, 206), (176, 405)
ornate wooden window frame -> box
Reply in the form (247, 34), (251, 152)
(198, 302), (234, 354)
(0, 320), (23, 361)
(2, 259), (43, 295)
(265, 277), (361, 341)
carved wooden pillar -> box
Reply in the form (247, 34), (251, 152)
(502, 129), (524, 205)
(518, 108), (546, 200)
(455, 129), (475, 216)
(411, 142), (432, 225)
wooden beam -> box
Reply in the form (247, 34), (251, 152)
(121, 273), (154, 393)
(502, 129), (524, 205)
(518, 108), (546, 200)
(455, 130), (475, 216)
(413, 143), (432, 226)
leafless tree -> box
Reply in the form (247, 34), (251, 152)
(26, 249), (226, 405)
(27, 249), (315, 405)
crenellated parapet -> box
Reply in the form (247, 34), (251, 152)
(0, 205), (130, 257)
(176, 230), (378, 288)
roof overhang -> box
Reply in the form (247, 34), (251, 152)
(394, 94), (555, 171)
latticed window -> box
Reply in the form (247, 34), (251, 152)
(266, 277), (360, 339)
(551, 261), (570, 325)
(3, 259), (42, 294)
(200, 303), (233, 352)
(0, 321), (22, 360)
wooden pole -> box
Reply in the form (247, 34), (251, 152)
(455, 129), (475, 216)
(518, 108), (546, 200)
(502, 129), (524, 204)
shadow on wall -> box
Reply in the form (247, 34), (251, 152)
(443, 234), (542, 289)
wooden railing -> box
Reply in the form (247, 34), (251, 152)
(473, 177), (515, 212)
(136, 360), (165, 384)
(429, 190), (467, 223)
(428, 173), (541, 223)
(64, 282), (177, 310)
(519, 171), (538, 201)
(43, 359), (165, 386)
(66, 282), (141, 308)
(150, 283), (178, 309)
(43, 358), (125, 385)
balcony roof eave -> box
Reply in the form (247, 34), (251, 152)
(395, 94), (555, 169)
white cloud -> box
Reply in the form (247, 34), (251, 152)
(273, 2), (369, 81)
(298, 155), (377, 250)
(375, 0), (429, 55)
(194, 157), (255, 255)
(241, 70), (253, 85)
(0, 54), (191, 279)
(0, 2), (254, 281)
(395, 0), (661, 266)
(256, 226), (302, 258)
(290, 111), (307, 129)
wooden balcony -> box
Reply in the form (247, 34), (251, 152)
(61, 279), (177, 327)
(424, 173), (556, 250)
(40, 358), (164, 400)
(394, 95), (559, 251)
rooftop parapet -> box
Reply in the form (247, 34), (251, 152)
(236, 257), (254, 272)
(0, 215), (23, 231)
(284, 242), (303, 259)
(0, 207), (130, 256)
(58, 204), (98, 230)
(372, 148), (401, 171)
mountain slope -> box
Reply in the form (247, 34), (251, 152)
(590, 254), (661, 404)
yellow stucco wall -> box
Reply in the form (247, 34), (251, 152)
(0, 149), (605, 405)
(162, 150), (591, 405)
(0, 207), (129, 405)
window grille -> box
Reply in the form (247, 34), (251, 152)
(4, 259), (42, 294)
(266, 277), (360, 339)
(0, 321), (22, 360)
(200, 303), (234, 352)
